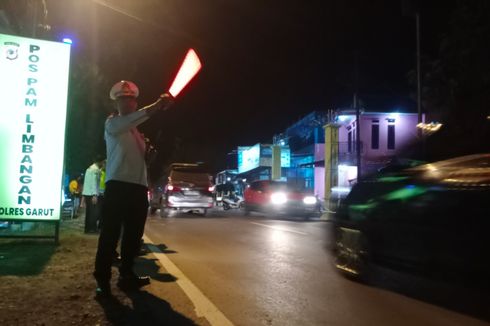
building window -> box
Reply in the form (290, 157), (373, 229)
(371, 121), (379, 149)
(387, 124), (395, 150)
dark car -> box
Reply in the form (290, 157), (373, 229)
(243, 180), (320, 218)
(160, 163), (214, 217)
(331, 154), (490, 289)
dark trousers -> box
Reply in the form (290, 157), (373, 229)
(96, 194), (105, 230)
(94, 181), (148, 282)
(84, 195), (98, 233)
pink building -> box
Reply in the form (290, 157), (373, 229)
(315, 111), (423, 201)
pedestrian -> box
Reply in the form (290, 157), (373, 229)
(93, 80), (173, 297)
(82, 156), (105, 233)
(68, 175), (83, 217)
(96, 160), (106, 230)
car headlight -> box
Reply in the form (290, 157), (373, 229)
(303, 196), (317, 205)
(270, 192), (287, 205)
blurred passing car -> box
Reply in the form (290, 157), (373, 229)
(160, 163), (214, 217)
(243, 180), (320, 218)
(331, 154), (490, 290)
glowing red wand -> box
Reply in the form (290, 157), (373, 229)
(168, 49), (202, 98)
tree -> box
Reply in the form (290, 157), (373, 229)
(422, 2), (490, 121)
(64, 60), (112, 176)
(413, 1), (490, 159)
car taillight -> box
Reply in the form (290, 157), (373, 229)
(208, 186), (215, 192)
(167, 185), (181, 192)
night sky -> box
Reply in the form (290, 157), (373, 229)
(47, 0), (453, 172)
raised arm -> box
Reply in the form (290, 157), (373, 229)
(106, 93), (174, 135)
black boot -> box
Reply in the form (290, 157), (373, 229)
(117, 273), (150, 291)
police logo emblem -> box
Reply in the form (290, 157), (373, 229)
(4, 41), (20, 60)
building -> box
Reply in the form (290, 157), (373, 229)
(320, 110), (423, 204)
(273, 111), (328, 192)
(235, 143), (291, 182)
(215, 144), (291, 197)
(272, 109), (422, 204)
(227, 109), (422, 208)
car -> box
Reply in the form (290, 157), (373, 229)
(331, 153), (490, 289)
(148, 184), (165, 214)
(243, 180), (320, 218)
(160, 163), (214, 217)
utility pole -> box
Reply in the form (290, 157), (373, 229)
(401, 1), (423, 128)
(354, 93), (361, 181)
(416, 11), (427, 160)
(416, 12), (422, 125)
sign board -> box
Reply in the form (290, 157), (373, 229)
(259, 145), (290, 168)
(0, 33), (71, 221)
(280, 147), (290, 168)
(238, 144), (290, 174)
(238, 144), (260, 174)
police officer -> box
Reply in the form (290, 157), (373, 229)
(94, 80), (173, 297)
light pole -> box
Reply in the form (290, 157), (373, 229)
(401, 1), (423, 125)
(416, 12), (422, 125)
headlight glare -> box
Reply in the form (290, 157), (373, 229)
(270, 192), (287, 205)
(303, 196), (317, 205)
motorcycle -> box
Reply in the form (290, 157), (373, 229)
(222, 193), (244, 210)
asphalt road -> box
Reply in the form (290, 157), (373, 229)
(143, 209), (490, 326)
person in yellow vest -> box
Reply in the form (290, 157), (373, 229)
(69, 175), (83, 217)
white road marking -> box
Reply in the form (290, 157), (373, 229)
(249, 222), (308, 235)
(143, 234), (234, 326)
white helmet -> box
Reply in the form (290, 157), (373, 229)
(109, 80), (139, 100)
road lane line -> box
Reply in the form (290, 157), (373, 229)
(143, 234), (234, 326)
(249, 222), (308, 235)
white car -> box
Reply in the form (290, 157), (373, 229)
(160, 163), (214, 217)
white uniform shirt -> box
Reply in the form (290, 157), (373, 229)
(82, 163), (101, 196)
(104, 109), (150, 187)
